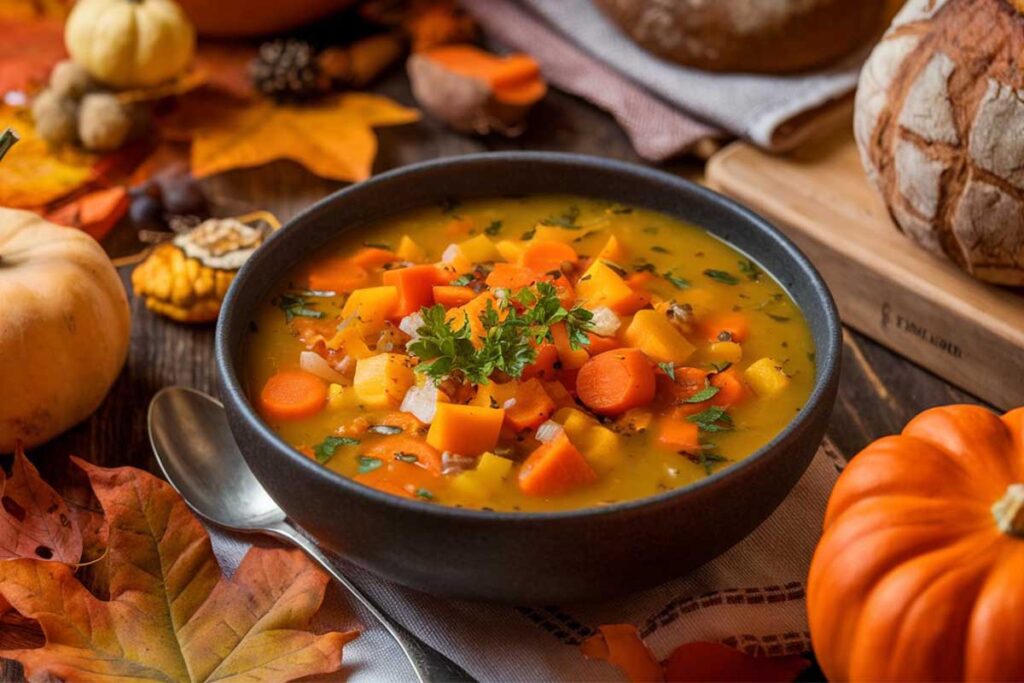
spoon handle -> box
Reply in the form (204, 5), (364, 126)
(268, 522), (474, 683)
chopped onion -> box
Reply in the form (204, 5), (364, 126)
(335, 312), (358, 332)
(589, 306), (621, 337)
(441, 243), (461, 264)
(442, 451), (476, 475)
(336, 355), (357, 377)
(502, 398), (517, 410)
(399, 311), (424, 340)
(535, 420), (564, 443)
(299, 351), (346, 384)
(400, 382), (439, 424)
(493, 287), (508, 300)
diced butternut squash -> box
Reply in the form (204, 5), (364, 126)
(486, 262), (537, 291)
(596, 234), (627, 262)
(457, 234), (501, 263)
(427, 403), (505, 455)
(710, 367), (750, 407)
(531, 224), (578, 244)
(554, 406), (592, 437)
(382, 265), (443, 316)
(577, 423), (620, 473)
(551, 322), (589, 369)
(495, 239), (526, 263)
(575, 259), (634, 311)
(521, 240), (578, 274)
(623, 309), (695, 364)
(341, 286), (399, 334)
(505, 378), (556, 431)
(470, 380), (518, 409)
(448, 452), (515, 499)
(304, 256), (370, 293)
(447, 291), (501, 346)
(743, 357), (791, 397)
(353, 353), (415, 409)
(708, 341), (743, 365)
(658, 414), (700, 452)
(518, 432), (597, 496)
(522, 343), (559, 380)
(703, 312), (751, 343)
(396, 234), (426, 263)
(328, 324), (373, 359)
(327, 383), (360, 410)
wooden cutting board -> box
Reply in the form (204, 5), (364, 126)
(707, 128), (1024, 410)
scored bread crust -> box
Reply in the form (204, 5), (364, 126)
(594, 0), (887, 73)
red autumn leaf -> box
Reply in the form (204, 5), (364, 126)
(0, 18), (66, 95)
(0, 458), (358, 682)
(192, 41), (256, 100)
(664, 642), (810, 682)
(0, 446), (82, 564)
(44, 186), (129, 240)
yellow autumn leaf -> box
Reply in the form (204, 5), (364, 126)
(190, 93), (420, 182)
(0, 106), (96, 208)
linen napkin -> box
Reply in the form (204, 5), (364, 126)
(461, 0), (870, 156)
(206, 439), (845, 682)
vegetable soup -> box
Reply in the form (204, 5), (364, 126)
(245, 195), (815, 512)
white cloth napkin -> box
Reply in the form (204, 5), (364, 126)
(206, 440), (843, 682)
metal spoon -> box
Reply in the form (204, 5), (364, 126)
(147, 386), (473, 683)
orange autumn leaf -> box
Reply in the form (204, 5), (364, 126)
(664, 642), (809, 682)
(189, 93), (420, 182)
(192, 41), (256, 100)
(0, 446), (82, 564)
(45, 186), (129, 240)
(0, 18), (66, 95)
(0, 459), (359, 682)
(0, 106), (96, 208)
(581, 624), (664, 682)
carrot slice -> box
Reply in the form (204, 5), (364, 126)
(522, 240), (578, 274)
(576, 348), (656, 416)
(505, 378), (556, 431)
(485, 262), (538, 290)
(366, 434), (443, 474)
(382, 264), (443, 316)
(355, 460), (441, 499)
(518, 432), (597, 496)
(259, 370), (328, 420)
(433, 285), (477, 308)
(305, 256), (370, 293)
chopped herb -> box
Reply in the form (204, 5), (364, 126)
(686, 406), (734, 433)
(394, 452), (419, 463)
(369, 424), (403, 436)
(357, 455), (383, 474)
(709, 361), (733, 373)
(484, 220), (503, 236)
(633, 262), (657, 274)
(573, 229), (600, 243)
(451, 273), (475, 286)
(756, 293), (785, 310)
(663, 272), (690, 290)
(807, 351), (816, 363)
(602, 260), (628, 277)
(610, 205), (634, 214)
(313, 436), (360, 464)
(766, 313), (791, 323)
(415, 488), (434, 500)
(521, 226), (537, 240)
(277, 292), (325, 322)
(651, 245), (671, 254)
(643, 226), (659, 234)
(703, 269), (740, 285)
(363, 241), (392, 250)
(688, 451), (729, 475)
(540, 205), (581, 229)
(684, 384), (721, 403)
(658, 362), (676, 380)
(738, 258), (762, 281)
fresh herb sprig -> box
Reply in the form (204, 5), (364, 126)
(277, 292), (326, 322)
(313, 436), (360, 464)
(686, 406), (734, 433)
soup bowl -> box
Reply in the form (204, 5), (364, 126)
(216, 152), (841, 603)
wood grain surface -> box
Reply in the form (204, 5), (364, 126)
(1, 68), (987, 681)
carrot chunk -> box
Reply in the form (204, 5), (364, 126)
(355, 460), (440, 500)
(658, 413), (701, 452)
(522, 342), (560, 380)
(426, 403), (505, 455)
(505, 378), (556, 431)
(518, 432), (597, 496)
(703, 312), (751, 343)
(586, 332), (622, 355)
(521, 240), (578, 274)
(366, 434), (443, 474)
(576, 348), (656, 416)
(710, 368), (750, 408)
(351, 246), (399, 269)
(382, 264), (443, 316)
(485, 262), (538, 291)
(259, 371), (328, 420)
(304, 256), (369, 293)
(551, 322), (589, 370)
(432, 285), (477, 308)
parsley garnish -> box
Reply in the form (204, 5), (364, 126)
(484, 220), (503, 236)
(394, 452), (419, 463)
(663, 272), (690, 290)
(766, 313), (791, 323)
(313, 436), (360, 464)
(658, 362), (676, 380)
(451, 273), (475, 286)
(738, 258), (762, 281)
(521, 226), (537, 240)
(540, 205), (580, 228)
(277, 292), (326, 322)
(643, 226), (659, 234)
(357, 455), (383, 474)
(408, 281), (594, 385)
(709, 361), (733, 373)
(686, 406), (734, 433)
(602, 260), (628, 277)
(651, 245), (670, 254)
(703, 269), (740, 285)
(415, 488), (434, 500)
(684, 384), (721, 403)
(688, 450), (729, 475)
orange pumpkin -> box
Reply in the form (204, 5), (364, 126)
(808, 405), (1024, 681)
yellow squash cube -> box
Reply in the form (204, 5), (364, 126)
(744, 357), (791, 397)
(708, 341), (743, 365)
(457, 234), (501, 263)
(596, 234), (627, 263)
(341, 286), (399, 335)
(327, 383), (361, 410)
(578, 424), (621, 474)
(396, 235), (426, 263)
(495, 239), (526, 263)
(449, 452), (514, 499)
(353, 353), (415, 409)
(576, 260), (633, 310)
(471, 380), (519, 409)
(623, 309), (695, 364)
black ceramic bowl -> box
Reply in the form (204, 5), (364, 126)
(216, 153), (841, 603)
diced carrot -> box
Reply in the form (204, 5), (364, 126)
(432, 285), (477, 308)
(542, 380), (576, 410)
(703, 312), (751, 343)
(521, 240), (578, 274)
(505, 378), (556, 431)
(426, 403), (505, 455)
(355, 460), (440, 500)
(485, 262), (538, 291)
(710, 368), (750, 408)
(518, 432), (597, 496)
(351, 246), (399, 269)
(576, 348), (656, 416)
(305, 256), (370, 293)
(547, 271), (576, 308)
(551, 322), (589, 370)
(522, 343), (560, 380)
(658, 413), (701, 452)
(366, 434), (442, 474)
(382, 264), (443, 316)
(259, 371), (327, 421)
(586, 332), (622, 355)
(613, 272), (654, 316)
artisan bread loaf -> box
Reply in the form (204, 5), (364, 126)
(594, 0), (888, 73)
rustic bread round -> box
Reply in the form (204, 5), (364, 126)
(855, 0), (1024, 285)
(594, 0), (887, 73)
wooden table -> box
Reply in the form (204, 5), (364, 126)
(5, 70), (986, 680)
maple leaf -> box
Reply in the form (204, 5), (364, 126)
(0, 446), (82, 564)
(0, 459), (358, 682)
(0, 18), (66, 96)
(189, 93), (420, 182)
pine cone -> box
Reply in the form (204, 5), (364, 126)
(249, 39), (326, 102)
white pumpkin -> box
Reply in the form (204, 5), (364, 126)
(0, 209), (131, 452)
(64, 0), (196, 89)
